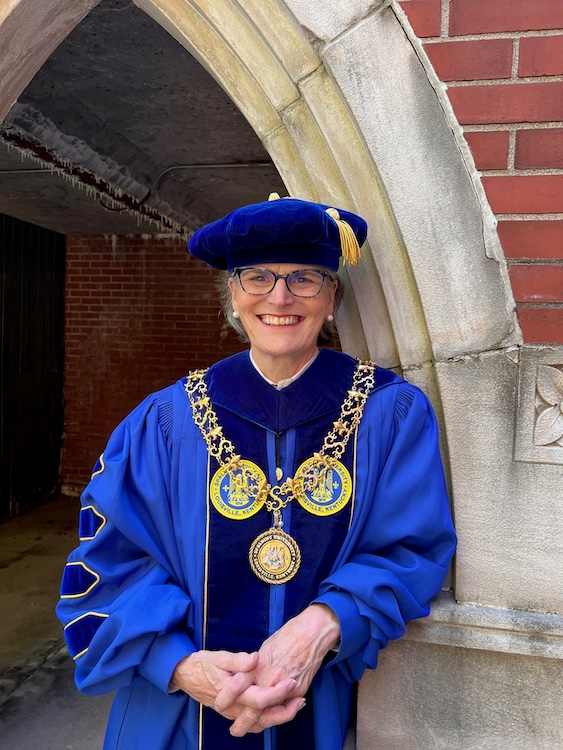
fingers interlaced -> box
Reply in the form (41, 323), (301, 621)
(232, 697), (307, 736)
(214, 671), (256, 712)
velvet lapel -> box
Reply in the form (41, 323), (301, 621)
(206, 349), (358, 433)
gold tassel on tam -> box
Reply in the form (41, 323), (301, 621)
(268, 192), (281, 201)
(325, 207), (362, 268)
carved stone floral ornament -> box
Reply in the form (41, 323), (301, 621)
(534, 365), (563, 447)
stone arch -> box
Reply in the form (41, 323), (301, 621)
(7, 4), (562, 749)
(134, 0), (520, 372)
(0, 0), (520, 380)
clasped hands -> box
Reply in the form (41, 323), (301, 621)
(171, 603), (340, 737)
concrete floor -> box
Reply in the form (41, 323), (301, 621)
(0, 647), (111, 750)
(0, 495), (78, 685)
(0, 495), (113, 748)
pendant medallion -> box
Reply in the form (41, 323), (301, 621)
(248, 528), (301, 584)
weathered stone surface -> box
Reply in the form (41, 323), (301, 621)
(0, 0), (101, 122)
(359, 638), (563, 749)
(323, 6), (520, 361)
(299, 67), (420, 369)
(184, 0), (301, 112)
(436, 348), (563, 613)
(283, 0), (384, 42)
(237, 0), (320, 83)
(334, 273), (371, 362)
(263, 126), (317, 200)
(279, 98), (351, 201)
(407, 592), (563, 660)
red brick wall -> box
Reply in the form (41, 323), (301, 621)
(63, 235), (245, 484)
(399, 0), (563, 344)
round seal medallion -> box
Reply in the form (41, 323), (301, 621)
(248, 529), (301, 584)
(210, 460), (267, 519)
(293, 457), (352, 516)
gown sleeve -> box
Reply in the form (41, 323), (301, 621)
(313, 383), (457, 682)
(56, 391), (196, 696)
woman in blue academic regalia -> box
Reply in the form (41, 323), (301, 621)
(57, 194), (456, 750)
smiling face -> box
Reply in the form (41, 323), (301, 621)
(228, 263), (338, 379)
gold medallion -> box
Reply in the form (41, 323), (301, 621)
(249, 529), (301, 584)
(186, 361), (376, 582)
(210, 460), (267, 519)
(293, 457), (352, 516)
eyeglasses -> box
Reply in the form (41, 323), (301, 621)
(233, 267), (334, 298)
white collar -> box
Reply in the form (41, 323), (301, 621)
(249, 350), (320, 390)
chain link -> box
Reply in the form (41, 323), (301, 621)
(185, 360), (377, 513)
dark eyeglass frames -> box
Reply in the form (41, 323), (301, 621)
(232, 267), (335, 298)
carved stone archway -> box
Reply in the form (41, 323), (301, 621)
(0, 0), (520, 378)
(5, 3), (562, 750)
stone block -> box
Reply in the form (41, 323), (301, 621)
(436, 348), (563, 613)
(358, 638), (563, 749)
(407, 592), (563, 661)
(279, 98), (350, 200)
(282, 0), (385, 43)
(263, 125), (317, 200)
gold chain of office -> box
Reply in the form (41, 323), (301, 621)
(185, 359), (376, 583)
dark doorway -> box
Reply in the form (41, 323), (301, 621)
(0, 213), (65, 521)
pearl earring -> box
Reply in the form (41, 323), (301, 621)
(232, 311), (240, 319)
(326, 314), (334, 323)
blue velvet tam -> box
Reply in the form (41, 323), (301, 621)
(187, 196), (368, 272)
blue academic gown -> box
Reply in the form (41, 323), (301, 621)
(57, 349), (456, 750)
